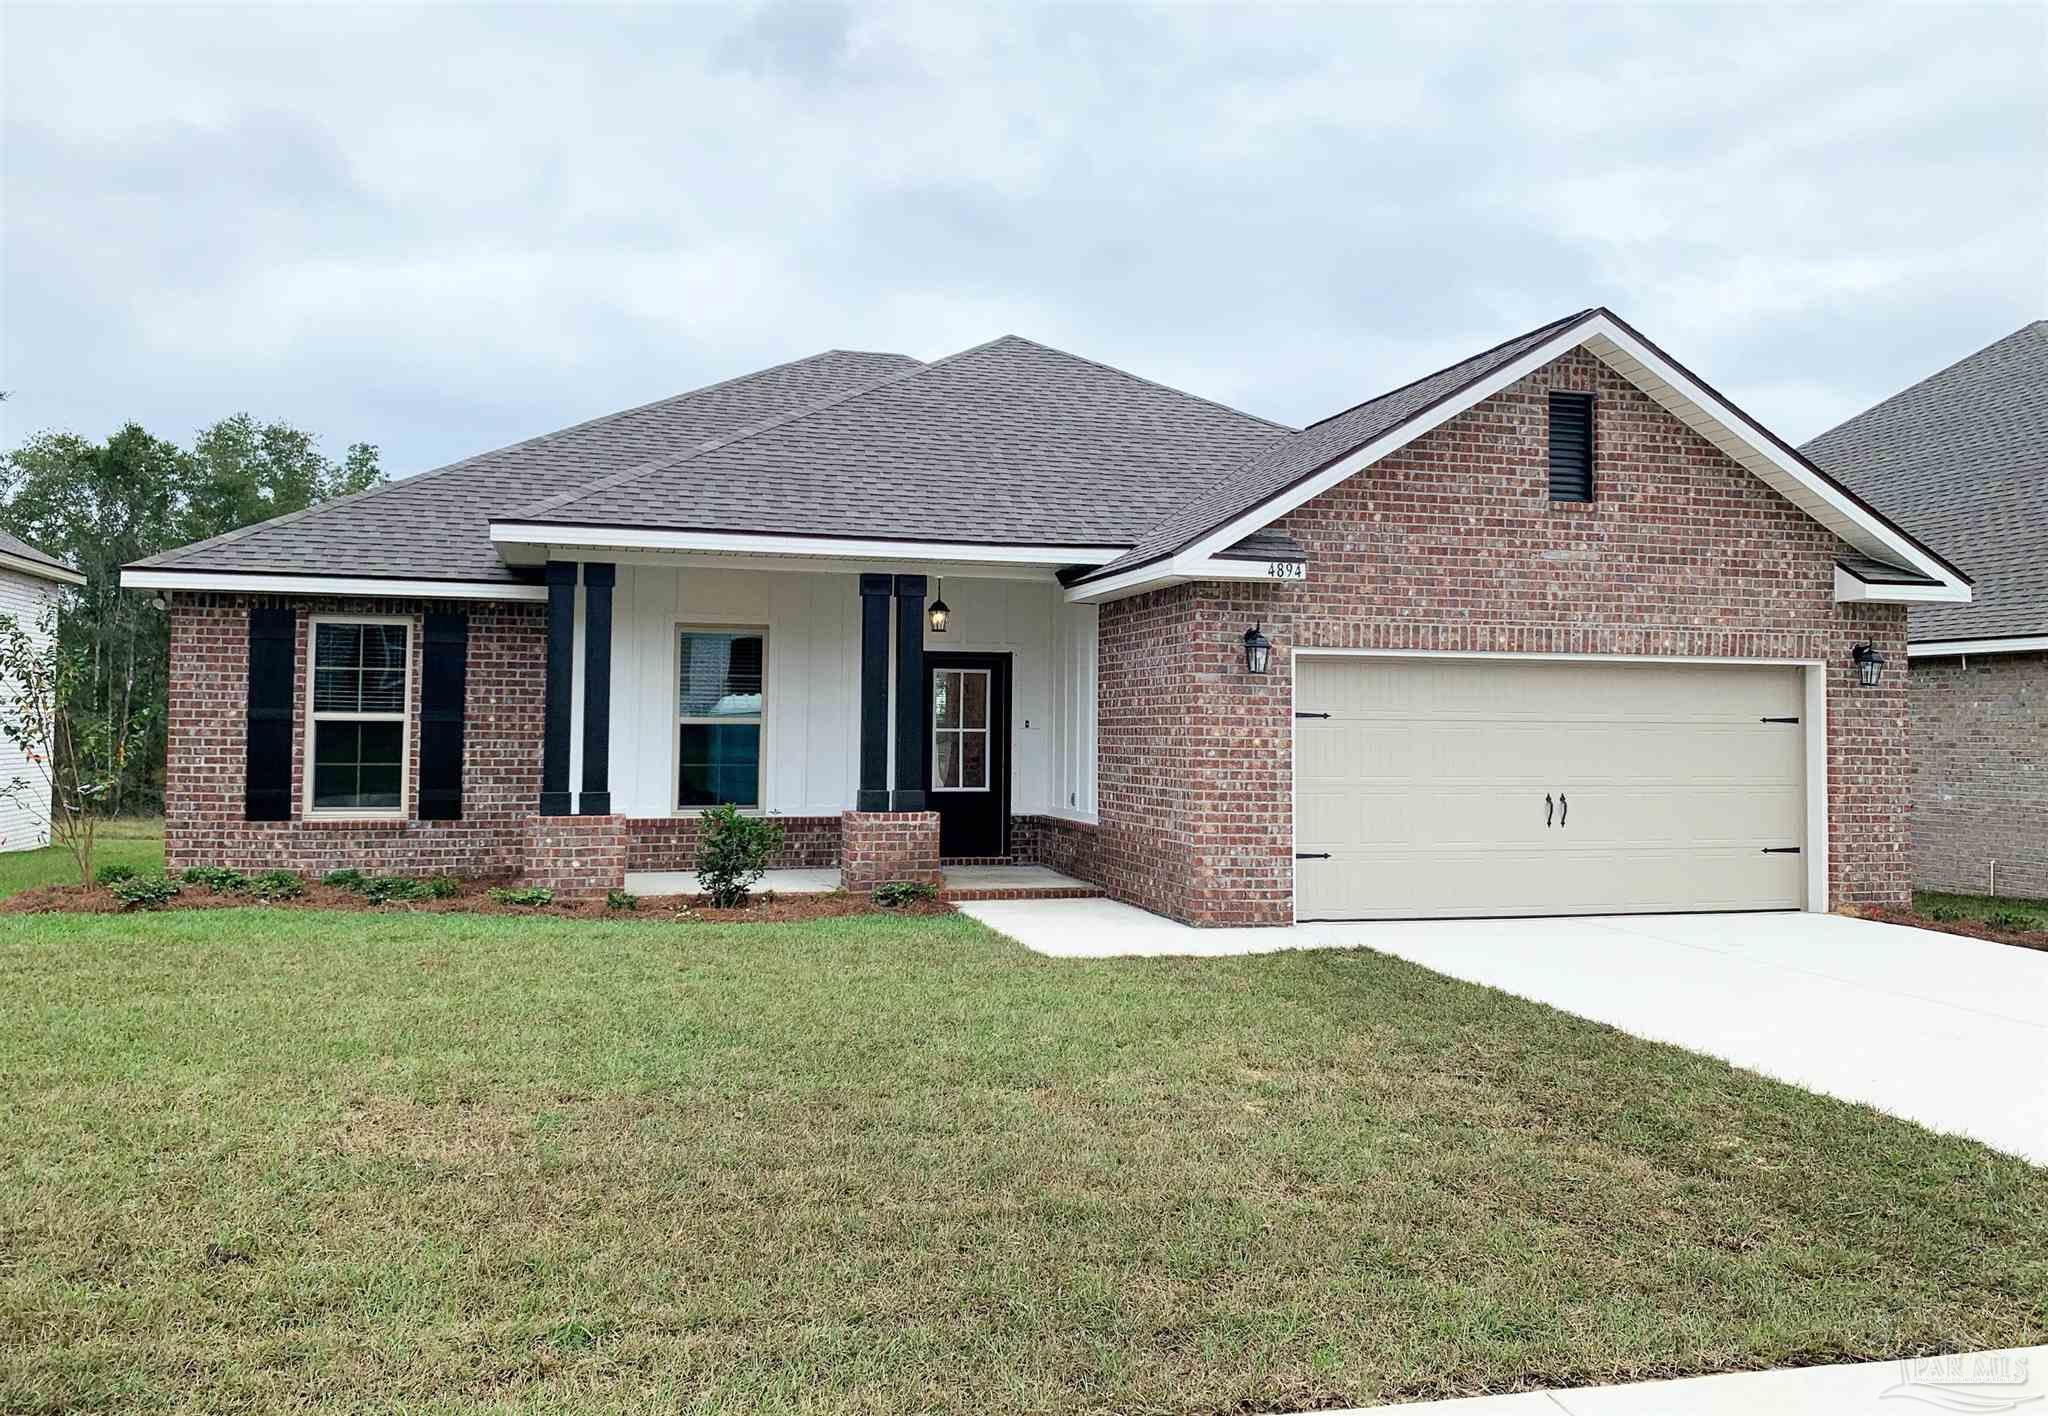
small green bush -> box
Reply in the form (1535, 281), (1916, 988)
(180, 865), (250, 894)
(1986, 909), (2038, 933)
(422, 875), (462, 900)
(111, 874), (180, 910)
(93, 862), (137, 887)
(872, 880), (938, 908)
(322, 869), (366, 889)
(249, 869), (304, 902)
(1927, 905), (1966, 923)
(606, 888), (639, 912)
(487, 886), (554, 908)
(695, 805), (784, 908)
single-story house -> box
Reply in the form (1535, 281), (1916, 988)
(122, 308), (1970, 923)
(1804, 320), (2044, 900)
(0, 530), (87, 852)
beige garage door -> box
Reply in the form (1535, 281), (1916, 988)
(1295, 657), (1807, 920)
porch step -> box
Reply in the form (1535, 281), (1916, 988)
(937, 865), (1102, 903)
(941, 883), (1106, 903)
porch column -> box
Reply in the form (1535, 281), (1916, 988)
(891, 574), (927, 811)
(539, 560), (576, 816)
(857, 574), (892, 811)
(578, 562), (615, 815)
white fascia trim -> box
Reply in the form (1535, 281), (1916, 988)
(1832, 565), (1968, 604)
(1909, 635), (2048, 658)
(120, 568), (549, 602)
(1125, 312), (1967, 606)
(491, 522), (1125, 567)
(0, 550), (86, 587)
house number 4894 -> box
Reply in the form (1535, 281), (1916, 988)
(1264, 561), (1306, 581)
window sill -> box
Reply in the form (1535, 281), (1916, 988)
(301, 812), (409, 827)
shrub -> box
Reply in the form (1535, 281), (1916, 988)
(322, 869), (366, 889)
(249, 869), (304, 902)
(872, 880), (938, 908)
(695, 805), (784, 908)
(422, 875), (461, 900)
(488, 886), (554, 908)
(606, 888), (639, 912)
(93, 862), (137, 887)
(111, 874), (180, 910)
(1986, 909), (2039, 933)
(180, 865), (250, 894)
(1927, 905), (1966, 923)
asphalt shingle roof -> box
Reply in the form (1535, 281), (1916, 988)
(1804, 321), (2047, 641)
(508, 336), (1292, 546)
(134, 349), (925, 584)
(0, 528), (79, 579)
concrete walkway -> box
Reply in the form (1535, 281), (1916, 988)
(623, 864), (1092, 897)
(1329, 1344), (2046, 1412)
(957, 898), (2048, 1164)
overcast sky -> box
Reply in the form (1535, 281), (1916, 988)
(3, 3), (2043, 478)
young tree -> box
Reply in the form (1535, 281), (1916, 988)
(0, 602), (150, 884)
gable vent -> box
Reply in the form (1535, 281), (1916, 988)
(1548, 391), (1594, 502)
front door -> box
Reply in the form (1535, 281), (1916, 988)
(924, 653), (1010, 859)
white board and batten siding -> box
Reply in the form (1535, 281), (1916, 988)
(0, 568), (62, 851)
(571, 565), (1099, 823)
(1295, 655), (1815, 921)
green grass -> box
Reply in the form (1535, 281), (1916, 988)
(1, 908), (2042, 1414)
(0, 816), (163, 898)
(1916, 889), (2048, 931)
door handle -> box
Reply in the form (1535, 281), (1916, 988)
(1559, 793), (1567, 828)
(1545, 793), (1553, 828)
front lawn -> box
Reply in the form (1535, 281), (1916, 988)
(1917, 889), (2048, 932)
(0, 817), (163, 899)
(2, 909), (2042, 1413)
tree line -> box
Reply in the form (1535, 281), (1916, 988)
(0, 415), (383, 813)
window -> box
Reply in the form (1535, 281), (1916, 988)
(678, 628), (764, 808)
(308, 619), (409, 814)
(1548, 391), (1594, 501)
(931, 667), (990, 791)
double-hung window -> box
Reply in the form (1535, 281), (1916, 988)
(307, 618), (410, 815)
(677, 628), (765, 809)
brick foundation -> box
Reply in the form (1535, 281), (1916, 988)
(1909, 651), (2047, 898)
(1092, 346), (1914, 925)
(839, 811), (940, 891)
(524, 814), (627, 899)
(625, 815), (840, 873)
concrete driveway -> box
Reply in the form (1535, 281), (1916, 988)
(959, 900), (2048, 1165)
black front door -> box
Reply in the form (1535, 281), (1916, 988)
(923, 652), (1010, 859)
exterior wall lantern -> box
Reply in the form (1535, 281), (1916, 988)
(928, 578), (950, 633)
(1243, 624), (1273, 675)
(1852, 642), (1887, 688)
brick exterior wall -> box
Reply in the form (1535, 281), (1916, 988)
(165, 593), (545, 877)
(1094, 347), (1913, 925)
(625, 815), (841, 873)
(838, 811), (940, 890)
(1909, 651), (2047, 898)
(524, 813), (627, 899)
(1014, 814), (1105, 884)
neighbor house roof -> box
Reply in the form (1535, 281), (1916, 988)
(0, 528), (85, 587)
(1804, 320), (2046, 643)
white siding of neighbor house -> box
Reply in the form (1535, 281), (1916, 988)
(0, 568), (60, 852)
(571, 564), (1096, 822)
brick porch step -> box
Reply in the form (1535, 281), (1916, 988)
(941, 883), (1106, 903)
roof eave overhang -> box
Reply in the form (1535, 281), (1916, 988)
(491, 521), (1127, 580)
(1909, 634), (2048, 658)
(119, 568), (548, 602)
(0, 549), (87, 588)
(1067, 310), (1974, 607)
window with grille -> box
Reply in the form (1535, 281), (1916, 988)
(308, 618), (409, 814)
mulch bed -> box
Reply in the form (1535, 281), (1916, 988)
(1852, 904), (2048, 954)
(0, 879), (953, 923)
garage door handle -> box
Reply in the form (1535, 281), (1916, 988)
(1559, 793), (1567, 827)
(1296, 852), (1331, 860)
(1761, 847), (1802, 854)
(1545, 793), (1553, 827)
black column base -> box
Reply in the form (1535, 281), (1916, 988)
(856, 788), (893, 812)
(889, 788), (927, 812)
(577, 792), (612, 815)
(538, 790), (574, 817)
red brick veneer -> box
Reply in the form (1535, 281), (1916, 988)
(1094, 346), (1912, 925)
(1908, 651), (2047, 898)
(839, 811), (940, 890)
(525, 813), (627, 899)
(164, 593), (544, 877)
(625, 815), (840, 873)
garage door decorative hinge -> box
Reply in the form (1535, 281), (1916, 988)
(1295, 711), (1330, 719)
(1761, 847), (1802, 854)
(1295, 852), (1331, 860)
(1760, 716), (1800, 724)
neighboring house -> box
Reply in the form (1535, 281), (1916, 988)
(0, 530), (87, 852)
(1804, 321), (2045, 899)
(122, 308), (1969, 924)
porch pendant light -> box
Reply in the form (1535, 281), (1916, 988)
(1243, 624), (1272, 675)
(1852, 642), (1887, 688)
(928, 579), (951, 633)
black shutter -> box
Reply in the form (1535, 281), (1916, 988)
(1548, 391), (1594, 501)
(418, 612), (467, 821)
(244, 607), (296, 821)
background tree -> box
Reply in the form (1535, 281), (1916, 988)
(0, 417), (382, 812)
